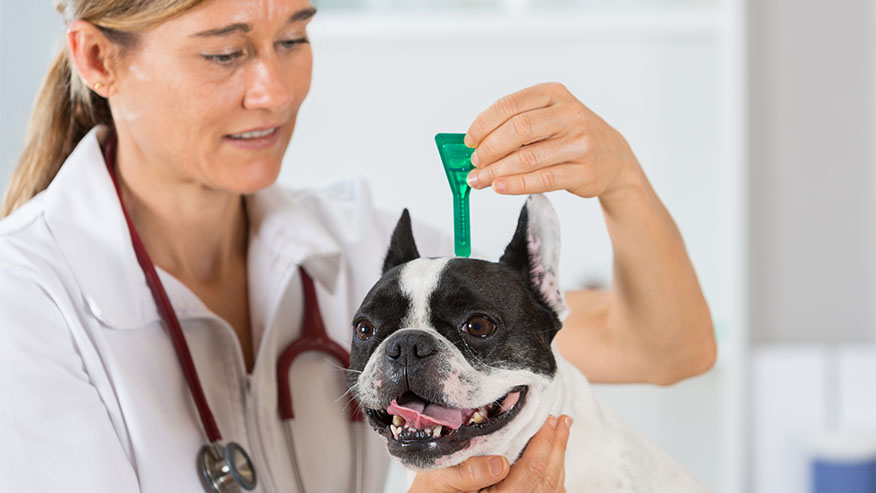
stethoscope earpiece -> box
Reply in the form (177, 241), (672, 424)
(198, 441), (257, 493)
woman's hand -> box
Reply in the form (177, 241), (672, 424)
(464, 82), (642, 200)
(409, 415), (572, 493)
(465, 82), (716, 385)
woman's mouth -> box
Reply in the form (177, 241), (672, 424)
(223, 126), (282, 149)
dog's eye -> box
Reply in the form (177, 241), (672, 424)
(462, 316), (496, 338)
(355, 321), (375, 341)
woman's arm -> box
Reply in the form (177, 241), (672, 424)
(464, 82), (716, 385)
(555, 155), (716, 385)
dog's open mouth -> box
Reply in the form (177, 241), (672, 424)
(365, 386), (528, 446)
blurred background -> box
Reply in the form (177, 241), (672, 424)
(1, 0), (874, 491)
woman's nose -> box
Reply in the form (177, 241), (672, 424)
(243, 56), (294, 111)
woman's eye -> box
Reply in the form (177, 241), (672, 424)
(355, 321), (375, 341)
(203, 52), (242, 65)
(279, 38), (309, 49)
(462, 316), (496, 338)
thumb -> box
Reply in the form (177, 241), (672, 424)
(411, 456), (510, 492)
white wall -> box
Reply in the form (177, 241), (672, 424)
(748, 0), (876, 344)
(746, 1), (876, 490)
(0, 1), (64, 189)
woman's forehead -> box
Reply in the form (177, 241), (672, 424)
(163, 0), (316, 37)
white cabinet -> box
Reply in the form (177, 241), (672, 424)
(280, 3), (746, 491)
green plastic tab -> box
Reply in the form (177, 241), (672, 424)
(435, 133), (475, 257)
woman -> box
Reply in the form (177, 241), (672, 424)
(0, 0), (715, 492)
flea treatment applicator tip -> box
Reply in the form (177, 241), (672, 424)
(435, 133), (475, 257)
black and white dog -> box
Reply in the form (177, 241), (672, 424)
(347, 195), (708, 491)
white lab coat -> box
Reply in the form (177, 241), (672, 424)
(0, 126), (449, 493)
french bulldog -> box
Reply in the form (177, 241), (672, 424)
(347, 195), (708, 491)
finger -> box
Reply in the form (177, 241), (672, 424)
(412, 455), (509, 492)
(544, 415), (573, 491)
(469, 106), (566, 169)
(495, 415), (558, 490)
(467, 137), (584, 190)
(465, 82), (565, 148)
(492, 163), (587, 196)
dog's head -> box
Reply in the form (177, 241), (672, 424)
(347, 195), (568, 470)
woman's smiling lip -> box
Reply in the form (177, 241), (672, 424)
(222, 125), (283, 150)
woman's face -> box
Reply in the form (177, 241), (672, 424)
(110, 0), (315, 194)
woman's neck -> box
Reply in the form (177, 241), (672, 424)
(113, 132), (249, 285)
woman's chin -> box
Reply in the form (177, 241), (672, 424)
(217, 160), (283, 195)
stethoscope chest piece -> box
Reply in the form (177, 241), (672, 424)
(198, 441), (257, 493)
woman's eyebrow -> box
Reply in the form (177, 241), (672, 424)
(191, 7), (318, 38)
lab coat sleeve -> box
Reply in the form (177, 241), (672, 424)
(0, 268), (140, 492)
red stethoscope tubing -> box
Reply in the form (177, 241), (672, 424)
(102, 132), (363, 449)
(277, 268), (364, 422)
(103, 132), (222, 443)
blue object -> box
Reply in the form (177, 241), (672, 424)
(812, 458), (876, 493)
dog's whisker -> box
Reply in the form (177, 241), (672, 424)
(330, 383), (359, 409)
(322, 358), (362, 373)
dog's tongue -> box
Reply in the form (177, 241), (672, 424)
(387, 394), (467, 430)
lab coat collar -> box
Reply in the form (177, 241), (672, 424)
(43, 125), (343, 330)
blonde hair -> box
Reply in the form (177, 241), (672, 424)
(1, 0), (206, 217)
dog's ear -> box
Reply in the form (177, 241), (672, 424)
(383, 209), (421, 275)
(499, 195), (569, 322)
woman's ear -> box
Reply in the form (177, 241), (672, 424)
(66, 19), (121, 98)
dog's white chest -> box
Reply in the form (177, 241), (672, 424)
(547, 352), (709, 492)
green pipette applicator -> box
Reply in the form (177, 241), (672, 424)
(435, 133), (475, 257)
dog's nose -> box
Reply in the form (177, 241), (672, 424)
(385, 331), (436, 361)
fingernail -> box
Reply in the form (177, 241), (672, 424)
(494, 180), (507, 193)
(489, 457), (505, 477)
(470, 151), (480, 166)
(563, 416), (573, 428)
(464, 134), (475, 147)
(549, 415), (558, 429)
(467, 171), (479, 188)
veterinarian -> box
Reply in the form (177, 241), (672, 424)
(0, 0), (716, 492)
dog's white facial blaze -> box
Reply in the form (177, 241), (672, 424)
(354, 258), (451, 407)
(398, 257), (450, 329)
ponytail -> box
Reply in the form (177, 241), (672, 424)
(1, 46), (113, 217)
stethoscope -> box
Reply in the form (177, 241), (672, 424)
(102, 132), (364, 493)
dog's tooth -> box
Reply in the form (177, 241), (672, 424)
(390, 424), (400, 439)
(433, 425), (443, 438)
(425, 428), (432, 436)
(392, 415), (405, 427)
(472, 411), (485, 424)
